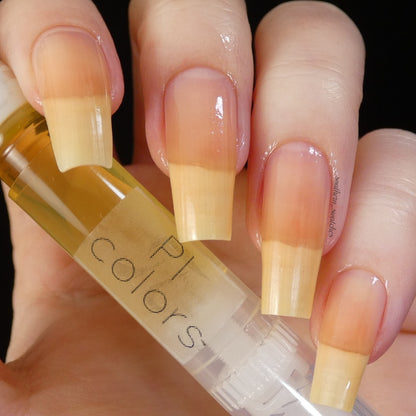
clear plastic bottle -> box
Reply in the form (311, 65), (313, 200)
(0, 63), (378, 416)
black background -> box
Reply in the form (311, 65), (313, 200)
(1, 0), (415, 361)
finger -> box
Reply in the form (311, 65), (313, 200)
(310, 129), (416, 411)
(247, 1), (365, 318)
(0, 0), (124, 171)
(129, 0), (253, 242)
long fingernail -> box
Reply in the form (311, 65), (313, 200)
(310, 269), (387, 411)
(32, 27), (112, 172)
(165, 67), (237, 242)
(261, 142), (331, 318)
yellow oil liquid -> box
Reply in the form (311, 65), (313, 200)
(0, 104), (137, 253)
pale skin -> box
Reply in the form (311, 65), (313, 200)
(0, 0), (415, 415)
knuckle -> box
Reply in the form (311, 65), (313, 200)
(357, 130), (416, 227)
(254, 1), (365, 106)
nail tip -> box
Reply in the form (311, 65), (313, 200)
(175, 218), (232, 243)
(53, 140), (113, 172)
(56, 155), (113, 173)
(310, 385), (355, 412)
(310, 343), (368, 412)
(169, 164), (235, 243)
(174, 208), (233, 243)
(261, 298), (312, 318)
(177, 228), (232, 243)
(44, 96), (113, 173)
(261, 241), (321, 318)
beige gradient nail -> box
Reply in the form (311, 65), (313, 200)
(310, 269), (387, 411)
(33, 27), (112, 172)
(261, 142), (331, 318)
(165, 67), (237, 242)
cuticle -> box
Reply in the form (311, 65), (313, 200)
(31, 25), (101, 56)
(335, 266), (389, 303)
(164, 65), (236, 93)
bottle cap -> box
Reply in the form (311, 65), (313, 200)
(0, 62), (26, 127)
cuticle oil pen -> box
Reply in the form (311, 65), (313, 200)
(0, 63), (377, 416)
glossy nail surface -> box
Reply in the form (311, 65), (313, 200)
(261, 142), (331, 318)
(165, 67), (237, 242)
(33, 27), (112, 172)
(310, 269), (387, 411)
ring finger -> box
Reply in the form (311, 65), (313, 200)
(247, 1), (365, 318)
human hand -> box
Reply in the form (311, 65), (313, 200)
(0, 0), (415, 415)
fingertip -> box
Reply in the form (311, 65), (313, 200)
(310, 128), (416, 408)
(0, 0), (124, 110)
(0, 0), (124, 171)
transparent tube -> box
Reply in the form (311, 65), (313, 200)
(0, 104), (378, 416)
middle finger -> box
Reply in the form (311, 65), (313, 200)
(129, 0), (253, 242)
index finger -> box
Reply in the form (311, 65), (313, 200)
(0, 0), (124, 171)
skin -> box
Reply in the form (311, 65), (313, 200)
(0, 0), (415, 415)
